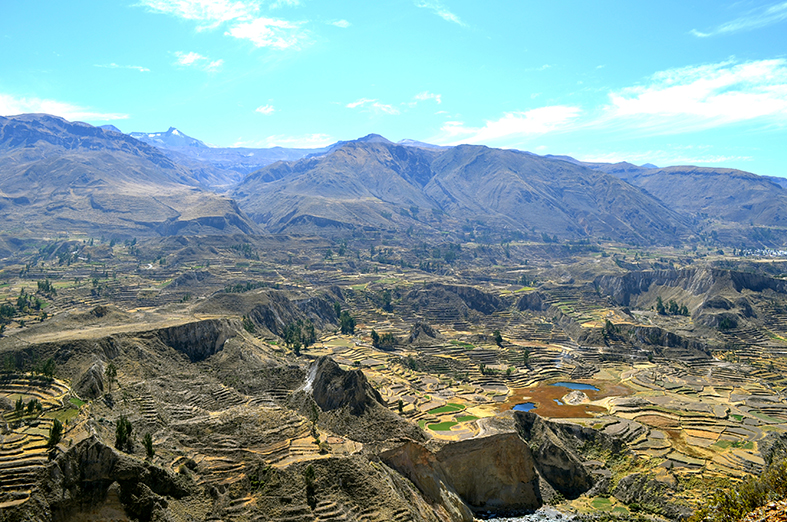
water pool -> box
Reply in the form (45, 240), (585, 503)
(550, 381), (599, 391)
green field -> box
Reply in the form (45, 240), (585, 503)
(427, 421), (458, 431)
(456, 415), (478, 422)
(427, 403), (464, 414)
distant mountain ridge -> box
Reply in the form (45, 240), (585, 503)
(4, 115), (787, 246)
(0, 114), (258, 237)
(232, 138), (693, 244)
(126, 126), (331, 187)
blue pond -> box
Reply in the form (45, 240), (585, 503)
(550, 381), (599, 391)
(512, 402), (536, 412)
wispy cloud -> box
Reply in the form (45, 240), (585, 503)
(329, 19), (351, 28)
(94, 63), (150, 72)
(435, 106), (581, 145)
(691, 1), (787, 37)
(138, 0), (309, 49)
(414, 91), (442, 104)
(0, 93), (128, 121)
(173, 51), (224, 71)
(255, 104), (275, 114)
(601, 58), (787, 133)
(226, 17), (307, 49)
(346, 98), (400, 115)
(415, 0), (466, 26)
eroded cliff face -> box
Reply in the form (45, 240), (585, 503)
(149, 318), (238, 362)
(594, 267), (787, 308)
(30, 437), (191, 522)
(381, 433), (539, 518)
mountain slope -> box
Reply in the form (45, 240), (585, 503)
(609, 166), (787, 227)
(233, 138), (693, 244)
(0, 114), (258, 237)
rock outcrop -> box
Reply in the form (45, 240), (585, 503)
(381, 433), (540, 519)
(304, 357), (425, 444)
(21, 436), (192, 522)
(308, 356), (384, 415)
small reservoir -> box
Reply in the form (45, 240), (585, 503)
(550, 382), (599, 391)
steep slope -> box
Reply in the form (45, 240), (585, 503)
(611, 166), (787, 227)
(425, 146), (691, 244)
(233, 140), (443, 234)
(234, 139), (693, 244)
(0, 114), (258, 237)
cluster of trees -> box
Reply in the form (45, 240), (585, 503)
(655, 297), (689, 316)
(231, 243), (259, 260)
(15, 397), (43, 416)
(282, 320), (317, 355)
(37, 279), (57, 296)
(334, 302), (355, 335)
(225, 281), (277, 293)
(371, 329), (397, 350)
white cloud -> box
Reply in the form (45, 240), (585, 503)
(346, 98), (375, 109)
(602, 58), (787, 133)
(434, 105), (581, 145)
(94, 63), (150, 72)
(269, 0), (300, 8)
(138, 0), (308, 49)
(175, 51), (206, 66)
(415, 0), (466, 26)
(330, 19), (351, 28)
(139, 0), (257, 29)
(174, 51), (224, 71)
(255, 104), (275, 114)
(691, 1), (787, 37)
(414, 91), (442, 104)
(345, 98), (400, 115)
(0, 93), (128, 121)
(205, 59), (224, 70)
(226, 17), (307, 49)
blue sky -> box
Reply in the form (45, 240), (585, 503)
(1, 1), (786, 176)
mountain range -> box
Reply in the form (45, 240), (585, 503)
(0, 114), (257, 237)
(2, 113), (786, 246)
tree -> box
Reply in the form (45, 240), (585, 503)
(339, 311), (355, 335)
(333, 302), (341, 319)
(26, 399), (39, 415)
(242, 315), (256, 333)
(304, 464), (316, 509)
(15, 396), (24, 414)
(115, 415), (133, 451)
(47, 419), (63, 447)
(656, 296), (666, 315)
(398, 399), (404, 413)
(105, 363), (117, 393)
(522, 349), (531, 369)
(493, 330), (503, 347)
(143, 432), (155, 459)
